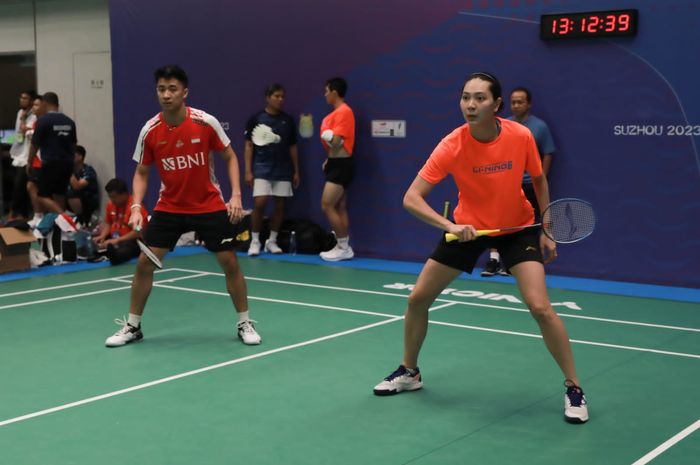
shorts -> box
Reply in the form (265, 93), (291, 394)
(430, 228), (543, 274)
(324, 157), (354, 188)
(27, 167), (40, 184)
(38, 160), (73, 198)
(144, 210), (238, 252)
(253, 179), (293, 197)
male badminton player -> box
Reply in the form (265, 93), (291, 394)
(372, 72), (588, 423)
(105, 65), (262, 347)
(319, 77), (355, 261)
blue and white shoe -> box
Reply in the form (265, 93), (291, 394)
(373, 365), (423, 396)
(564, 380), (589, 423)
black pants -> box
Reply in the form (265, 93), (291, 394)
(11, 166), (30, 218)
(106, 240), (140, 265)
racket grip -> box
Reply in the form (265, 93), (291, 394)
(445, 229), (499, 242)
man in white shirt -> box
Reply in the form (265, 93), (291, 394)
(9, 90), (36, 220)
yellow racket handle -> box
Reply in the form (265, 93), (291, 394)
(445, 230), (499, 242)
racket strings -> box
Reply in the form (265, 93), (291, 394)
(544, 200), (596, 243)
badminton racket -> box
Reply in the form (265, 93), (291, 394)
(134, 225), (163, 269)
(445, 198), (595, 244)
(251, 124), (281, 146)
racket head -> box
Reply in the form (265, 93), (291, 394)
(136, 238), (163, 269)
(542, 198), (596, 244)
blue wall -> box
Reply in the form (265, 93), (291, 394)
(109, 0), (700, 288)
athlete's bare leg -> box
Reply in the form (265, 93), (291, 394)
(270, 196), (286, 232)
(321, 182), (348, 237)
(251, 195), (268, 233)
(511, 261), (580, 385)
(215, 249), (248, 313)
(129, 246), (169, 316)
(402, 259), (461, 368)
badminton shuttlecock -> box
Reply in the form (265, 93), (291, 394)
(251, 124), (281, 146)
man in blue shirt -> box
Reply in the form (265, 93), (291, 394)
(244, 83), (300, 256)
(482, 86), (556, 277)
(67, 145), (99, 226)
(27, 92), (78, 228)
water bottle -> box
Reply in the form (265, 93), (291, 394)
(289, 231), (297, 255)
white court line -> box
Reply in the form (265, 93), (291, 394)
(430, 320), (700, 360)
(0, 316), (402, 428)
(0, 273), (209, 311)
(156, 282), (700, 360)
(0, 269), (175, 298)
(170, 268), (700, 334)
(631, 419), (700, 465)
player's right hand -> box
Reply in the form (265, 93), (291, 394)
(245, 171), (254, 187)
(447, 224), (477, 242)
(129, 210), (143, 232)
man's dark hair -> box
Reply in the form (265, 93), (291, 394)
(265, 83), (285, 97)
(105, 178), (129, 195)
(21, 90), (36, 99)
(326, 77), (348, 98)
(33, 95), (43, 102)
(43, 92), (59, 107)
(511, 86), (532, 103)
(154, 65), (189, 87)
(75, 145), (87, 158)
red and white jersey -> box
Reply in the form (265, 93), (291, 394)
(132, 107), (231, 213)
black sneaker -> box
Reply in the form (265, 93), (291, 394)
(480, 259), (499, 277)
(497, 263), (511, 276)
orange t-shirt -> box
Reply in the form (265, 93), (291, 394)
(418, 118), (542, 235)
(320, 102), (355, 155)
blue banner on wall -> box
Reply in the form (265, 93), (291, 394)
(109, 0), (700, 288)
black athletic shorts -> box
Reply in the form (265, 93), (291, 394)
(144, 210), (238, 252)
(324, 157), (354, 187)
(38, 160), (73, 197)
(430, 228), (543, 274)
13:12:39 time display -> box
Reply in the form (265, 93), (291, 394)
(540, 9), (638, 40)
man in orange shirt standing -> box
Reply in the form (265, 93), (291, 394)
(372, 73), (588, 424)
(319, 77), (355, 261)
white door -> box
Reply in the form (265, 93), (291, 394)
(73, 51), (115, 212)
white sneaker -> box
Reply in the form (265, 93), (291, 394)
(27, 215), (43, 229)
(373, 365), (423, 396)
(237, 320), (262, 345)
(247, 240), (261, 256)
(320, 245), (354, 261)
(564, 381), (589, 423)
(264, 239), (283, 254)
(105, 318), (143, 347)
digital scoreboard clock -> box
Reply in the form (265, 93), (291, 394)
(540, 9), (638, 40)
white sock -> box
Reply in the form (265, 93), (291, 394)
(128, 313), (142, 327)
(489, 251), (500, 261)
(251, 232), (260, 243)
(269, 230), (278, 242)
(337, 236), (349, 249)
(238, 311), (250, 323)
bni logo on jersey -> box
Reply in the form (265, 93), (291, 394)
(162, 152), (206, 171)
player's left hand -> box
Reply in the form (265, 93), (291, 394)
(293, 172), (300, 189)
(541, 234), (557, 264)
(227, 195), (244, 223)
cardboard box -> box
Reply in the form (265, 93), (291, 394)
(0, 227), (38, 273)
